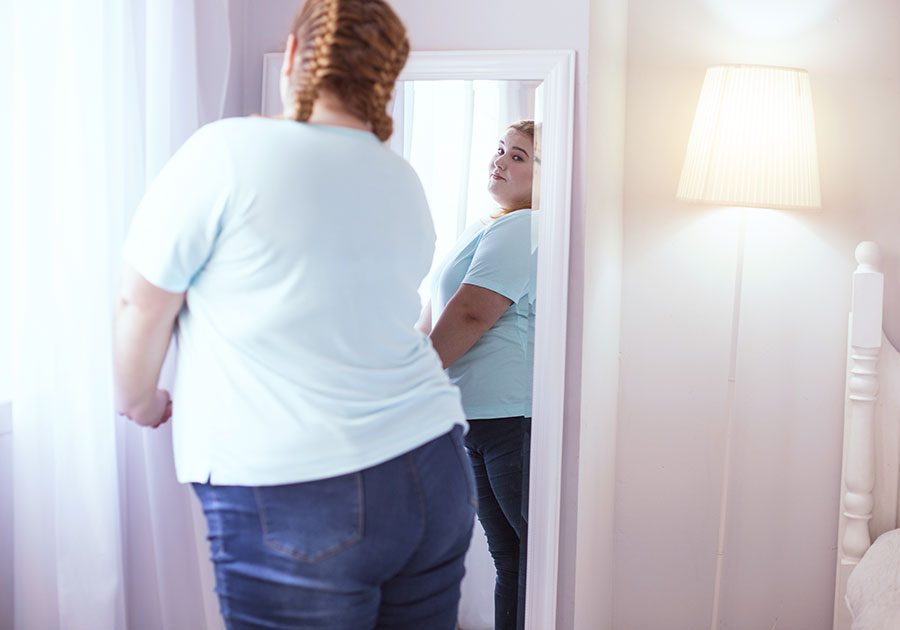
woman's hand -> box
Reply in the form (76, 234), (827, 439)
(415, 300), (433, 335)
(113, 265), (185, 428)
(120, 389), (173, 428)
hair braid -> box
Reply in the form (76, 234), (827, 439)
(286, 0), (410, 140)
(369, 42), (408, 141)
(290, 0), (339, 122)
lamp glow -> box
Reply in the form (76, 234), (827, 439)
(677, 64), (821, 210)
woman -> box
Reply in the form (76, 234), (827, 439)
(113, 1), (474, 628)
(417, 120), (537, 630)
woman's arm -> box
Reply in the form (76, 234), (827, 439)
(113, 265), (185, 427)
(415, 299), (433, 335)
(429, 284), (512, 369)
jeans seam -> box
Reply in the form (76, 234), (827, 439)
(406, 453), (427, 546)
(452, 430), (479, 509)
(208, 485), (224, 556)
(204, 484), (230, 623)
(253, 474), (365, 563)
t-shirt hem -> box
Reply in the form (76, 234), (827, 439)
(174, 418), (467, 486)
(463, 404), (532, 420)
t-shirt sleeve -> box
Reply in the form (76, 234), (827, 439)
(463, 213), (536, 304)
(122, 123), (232, 293)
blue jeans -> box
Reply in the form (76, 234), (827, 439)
(193, 427), (475, 630)
(464, 417), (531, 630)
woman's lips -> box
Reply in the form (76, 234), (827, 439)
(491, 173), (505, 181)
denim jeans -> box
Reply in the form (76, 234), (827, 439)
(193, 426), (475, 630)
(464, 416), (531, 630)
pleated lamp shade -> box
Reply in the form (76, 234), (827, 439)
(677, 65), (822, 210)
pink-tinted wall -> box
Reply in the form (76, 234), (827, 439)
(614, 0), (900, 627)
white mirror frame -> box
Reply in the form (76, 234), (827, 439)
(262, 48), (575, 629)
(399, 50), (575, 630)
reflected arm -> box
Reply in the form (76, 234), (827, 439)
(113, 265), (185, 427)
(429, 284), (512, 369)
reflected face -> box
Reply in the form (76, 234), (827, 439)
(487, 129), (534, 210)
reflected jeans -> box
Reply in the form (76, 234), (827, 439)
(193, 426), (475, 630)
(464, 416), (531, 630)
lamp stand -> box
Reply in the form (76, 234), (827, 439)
(710, 208), (747, 630)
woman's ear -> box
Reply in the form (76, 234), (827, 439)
(281, 34), (298, 78)
(279, 34), (298, 113)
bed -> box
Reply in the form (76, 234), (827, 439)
(833, 241), (900, 630)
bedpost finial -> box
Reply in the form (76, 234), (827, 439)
(856, 241), (881, 271)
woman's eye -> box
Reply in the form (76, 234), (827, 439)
(496, 148), (504, 155)
(513, 155), (523, 161)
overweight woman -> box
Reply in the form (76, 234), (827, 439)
(417, 120), (537, 630)
(113, 1), (475, 628)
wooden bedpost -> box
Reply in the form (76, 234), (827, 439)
(833, 241), (883, 630)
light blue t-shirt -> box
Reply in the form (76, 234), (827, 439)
(430, 210), (538, 419)
(123, 116), (465, 485)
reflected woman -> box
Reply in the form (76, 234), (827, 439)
(417, 120), (537, 630)
(113, 0), (475, 628)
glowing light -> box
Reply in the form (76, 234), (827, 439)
(702, 0), (840, 40)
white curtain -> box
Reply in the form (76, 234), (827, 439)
(389, 79), (536, 630)
(3, 1), (228, 628)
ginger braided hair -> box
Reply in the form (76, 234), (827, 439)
(287, 0), (409, 142)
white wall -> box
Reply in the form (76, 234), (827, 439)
(610, 0), (900, 628)
(575, 1), (628, 629)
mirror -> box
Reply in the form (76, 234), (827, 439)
(389, 77), (538, 630)
(397, 53), (574, 630)
(261, 49), (574, 630)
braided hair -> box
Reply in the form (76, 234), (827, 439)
(287, 0), (409, 142)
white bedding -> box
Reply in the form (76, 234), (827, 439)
(847, 529), (900, 630)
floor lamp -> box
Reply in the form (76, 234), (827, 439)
(675, 64), (822, 629)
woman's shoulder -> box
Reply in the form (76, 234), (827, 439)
(188, 116), (273, 149)
(483, 209), (533, 235)
(203, 115), (267, 131)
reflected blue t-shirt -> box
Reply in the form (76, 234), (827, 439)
(430, 210), (538, 419)
(122, 117), (465, 485)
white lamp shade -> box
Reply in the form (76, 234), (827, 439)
(677, 65), (822, 209)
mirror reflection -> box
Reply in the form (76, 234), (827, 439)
(392, 79), (541, 630)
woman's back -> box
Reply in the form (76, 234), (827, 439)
(124, 116), (464, 485)
(115, 3), (475, 627)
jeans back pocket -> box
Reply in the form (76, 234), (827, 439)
(253, 472), (364, 563)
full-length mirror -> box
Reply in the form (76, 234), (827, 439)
(396, 52), (574, 630)
(262, 50), (574, 630)
(391, 77), (539, 630)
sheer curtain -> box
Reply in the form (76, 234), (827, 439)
(4, 1), (228, 628)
